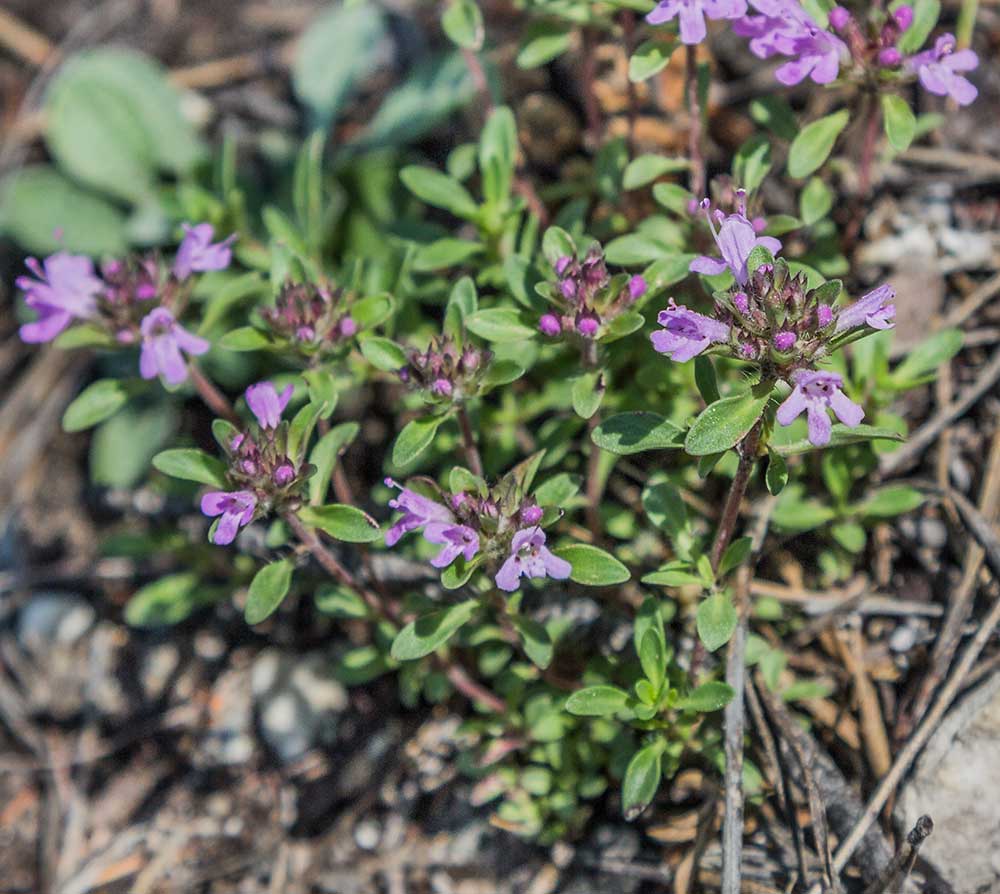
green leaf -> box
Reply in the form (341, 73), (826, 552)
(245, 559), (294, 625)
(565, 685), (630, 716)
(479, 106), (517, 204)
(685, 389), (770, 456)
(571, 370), (605, 420)
(292, 3), (386, 124)
(465, 308), (537, 342)
(218, 326), (273, 351)
(831, 521), (867, 553)
(799, 176), (833, 226)
(512, 616), (553, 669)
(315, 584), (369, 619)
(693, 356), (720, 405)
(90, 403), (177, 488)
(287, 400), (325, 465)
(534, 472), (581, 506)
(591, 412), (684, 455)
(642, 564), (704, 587)
(152, 448), (228, 488)
(676, 681), (735, 712)
(198, 272), (266, 335)
(441, 0), (484, 50)
(697, 592), (737, 652)
(392, 415), (448, 467)
(718, 536), (753, 578)
(360, 336), (408, 372)
(772, 424), (904, 455)
(350, 292), (395, 329)
(766, 452), (788, 495)
(390, 599), (480, 660)
(623, 154), (689, 190)
(600, 311), (645, 343)
(297, 504), (382, 542)
(787, 110), (850, 179)
(308, 422), (360, 505)
(638, 629), (666, 692)
(855, 485), (925, 518)
(553, 544), (630, 586)
(63, 378), (136, 432)
(881, 94), (916, 152)
(125, 572), (206, 628)
(749, 95), (798, 141)
(628, 39), (677, 82)
(733, 135), (772, 194)
(0, 166), (127, 256)
(400, 165), (479, 218)
(480, 360), (525, 389)
(517, 21), (572, 69)
(890, 329), (963, 386)
(895, 0), (940, 54)
(622, 742), (663, 820)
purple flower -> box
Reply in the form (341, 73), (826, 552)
(734, 0), (847, 85)
(139, 307), (210, 386)
(424, 523), (480, 569)
(774, 330), (797, 350)
(17, 253), (104, 343)
(576, 314), (600, 337)
(201, 490), (257, 545)
(520, 504), (544, 525)
(776, 369), (864, 446)
(834, 284), (895, 333)
(628, 276), (648, 301)
(245, 381), (293, 429)
(647, 0), (748, 44)
(495, 527), (572, 592)
(690, 197), (782, 284)
(173, 223), (235, 281)
(539, 313), (562, 337)
(385, 478), (454, 547)
(908, 34), (978, 106)
(651, 300), (731, 362)
(273, 464), (295, 486)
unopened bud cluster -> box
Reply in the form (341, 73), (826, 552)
(538, 244), (646, 341)
(398, 336), (492, 403)
(261, 281), (358, 356)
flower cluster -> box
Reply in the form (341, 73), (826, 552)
(16, 223), (233, 385)
(260, 280), (358, 357)
(647, 0), (979, 106)
(538, 245), (646, 341)
(398, 336), (492, 402)
(201, 381), (307, 544)
(653, 193), (895, 445)
(385, 479), (570, 591)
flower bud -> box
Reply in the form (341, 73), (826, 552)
(576, 314), (599, 338)
(628, 275), (647, 301)
(339, 316), (358, 337)
(878, 47), (903, 66)
(774, 331), (797, 351)
(817, 305), (834, 327)
(520, 504), (544, 525)
(828, 6), (851, 29)
(893, 5), (913, 31)
(431, 377), (453, 397)
(555, 256), (573, 275)
(539, 313), (562, 337)
(733, 292), (750, 314)
(273, 463), (295, 486)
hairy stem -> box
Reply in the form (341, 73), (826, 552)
(582, 339), (604, 539)
(709, 422), (763, 572)
(187, 361), (239, 426)
(686, 45), (706, 200)
(457, 404), (484, 477)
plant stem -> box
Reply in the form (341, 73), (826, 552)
(187, 361), (239, 426)
(621, 10), (639, 153)
(686, 45), (706, 200)
(462, 47), (494, 114)
(457, 404), (484, 477)
(709, 422), (763, 572)
(285, 509), (507, 714)
(581, 339), (604, 539)
(956, 0), (978, 49)
(581, 27), (602, 147)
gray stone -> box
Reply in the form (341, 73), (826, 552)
(897, 672), (1000, 893)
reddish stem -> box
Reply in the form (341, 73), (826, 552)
(457, 404), (484, 477)
(686, 45), (706, 200)
(188, 362), (239, 426)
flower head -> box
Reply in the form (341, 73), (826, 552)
(539, 313), (562, 337)
(17, 253), (104, 343)
(647, 0), (748, 44)
(776, 369), (864, 446)
(139, 308), (210, 386)
(173, 223), (235, 281)
(424, 523), (480, 569)
(834, 284), (895, 333)
(908, 34), (978, 106)
(245, 381), (294, 429)
(201, 490), (257, 545)
(384, 478), (454, 547)
(651, 300), (731, 362)
(495, 527), (572, 592)
(690, 195), (782, 284)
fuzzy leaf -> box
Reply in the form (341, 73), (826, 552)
(697, 592), (737, 652)
(787, 110), (850, 179)
(297, 504), (382, 542)
(553, 544), (630, 586)
(592, 412), (684, 455)
(565, 685), (630, 716)
(685, 389), (769, 456)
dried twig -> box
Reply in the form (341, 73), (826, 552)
(831, 488), (1000, 873)
(861, 815), (933, 894)
(879, 344), (1000, 477)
